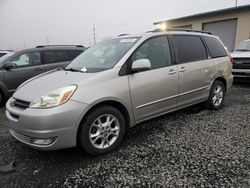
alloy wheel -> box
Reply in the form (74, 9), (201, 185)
(89, 114), (120, 149)
(212, 85), (224, 107)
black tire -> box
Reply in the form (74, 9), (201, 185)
(78, 105), (126, 156)
(205, 80), (226, 110)
(0, 92), (3, 107)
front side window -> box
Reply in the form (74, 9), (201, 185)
(11, 52), (41, 68)
(44, 50), (69, 64)
(172, 35), (208, 63)
(131, 36), (172, 69)
(67, 37), (140, 73)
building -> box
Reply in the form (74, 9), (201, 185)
(154, 5), (250, 51)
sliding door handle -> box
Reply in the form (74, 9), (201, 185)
(168, 69), (177, 75)
(179, 67), (187, 72)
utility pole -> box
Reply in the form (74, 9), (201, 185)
(93, 25), (96, 45)
(235, 0), (238, 7)
(46, 37), (50, 45)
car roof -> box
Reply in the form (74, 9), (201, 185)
(14, 46), (86, 54)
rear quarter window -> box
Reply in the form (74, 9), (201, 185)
(66, 50), (83, 60)
(172, 35), (208, 63)
(203, 36), (228, 58)
(44, 50), (69, 64)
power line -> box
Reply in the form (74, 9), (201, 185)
(46, 37), (50, 45)
(93, 25), (96, 45)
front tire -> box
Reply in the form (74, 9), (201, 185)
(78, 105), (126, 156)
(205, 80), (225, 110)
(0, 92), (3, 106)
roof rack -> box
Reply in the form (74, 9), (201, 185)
(148, 28), (212, 35)
(117, 33), (129, 37)
(167, 28), (212, 34)
(36, 45), (85, 48)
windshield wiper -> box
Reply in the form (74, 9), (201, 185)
(64, 67), (87, 73)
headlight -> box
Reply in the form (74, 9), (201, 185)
(30, 85), (77, 108)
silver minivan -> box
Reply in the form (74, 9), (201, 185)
(6, 30), (233, 155)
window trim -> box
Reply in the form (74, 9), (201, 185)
(170, 34), (209, 65)
(119, 35), (174, 76)
(9, 51), (42, 69)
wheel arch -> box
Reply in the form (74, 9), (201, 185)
(213, 77), (227, 92)
(76, 99), (133, 145)
(0, 81), (9, 99)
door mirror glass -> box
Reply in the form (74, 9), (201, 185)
(131, 59), (151, 72)
(3, 61), (14, 69)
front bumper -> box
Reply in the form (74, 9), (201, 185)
(6, 98), (89, 150)
(232, 69), (250, 78)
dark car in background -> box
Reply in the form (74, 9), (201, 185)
(0, 45), (85, 104)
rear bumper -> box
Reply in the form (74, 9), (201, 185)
(227, 74), (234, 91)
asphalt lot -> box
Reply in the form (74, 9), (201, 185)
(0, 83), (250, 188)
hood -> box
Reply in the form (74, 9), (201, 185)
(13, 70), (96, 102)
(230, 51), (250, 58)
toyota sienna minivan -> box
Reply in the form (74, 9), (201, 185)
(6, 29), (233, 155)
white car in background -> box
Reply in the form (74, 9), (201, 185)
(231, 39), (250, 81)
(0, 50), (12, 58)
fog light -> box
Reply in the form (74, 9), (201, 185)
(32, 137), (57, 145)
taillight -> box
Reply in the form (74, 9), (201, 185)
(228, 55), (234, 64)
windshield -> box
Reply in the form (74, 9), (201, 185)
(0, 52), (14, 64)
(66, 37), (140, 73)
(235, 40), (250, 51)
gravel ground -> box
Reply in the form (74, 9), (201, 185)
(1, 84), (250, 188)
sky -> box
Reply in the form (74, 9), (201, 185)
(0, 0), (250, 50)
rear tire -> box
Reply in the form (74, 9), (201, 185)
(78, 105), (126, 156)
(205, 80), (225, 110)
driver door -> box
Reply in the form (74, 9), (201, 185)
(128, 36), (178, 122)
(3, 51), (44, 92)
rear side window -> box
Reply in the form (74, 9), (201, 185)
(203, 36), (228, 58)
(172, 35), (207, 63)
(44, 50), (69, 64)
(66, 50), (83, 60)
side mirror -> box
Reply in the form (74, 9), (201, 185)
(3, 61), (14, 69)
(131, 59), (151, 73)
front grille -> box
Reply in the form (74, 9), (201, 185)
(233, 72), (250, 77)
(233, 58), (250, 69)
(10, 129), (32, 144)
(12, 99), (30, 109)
